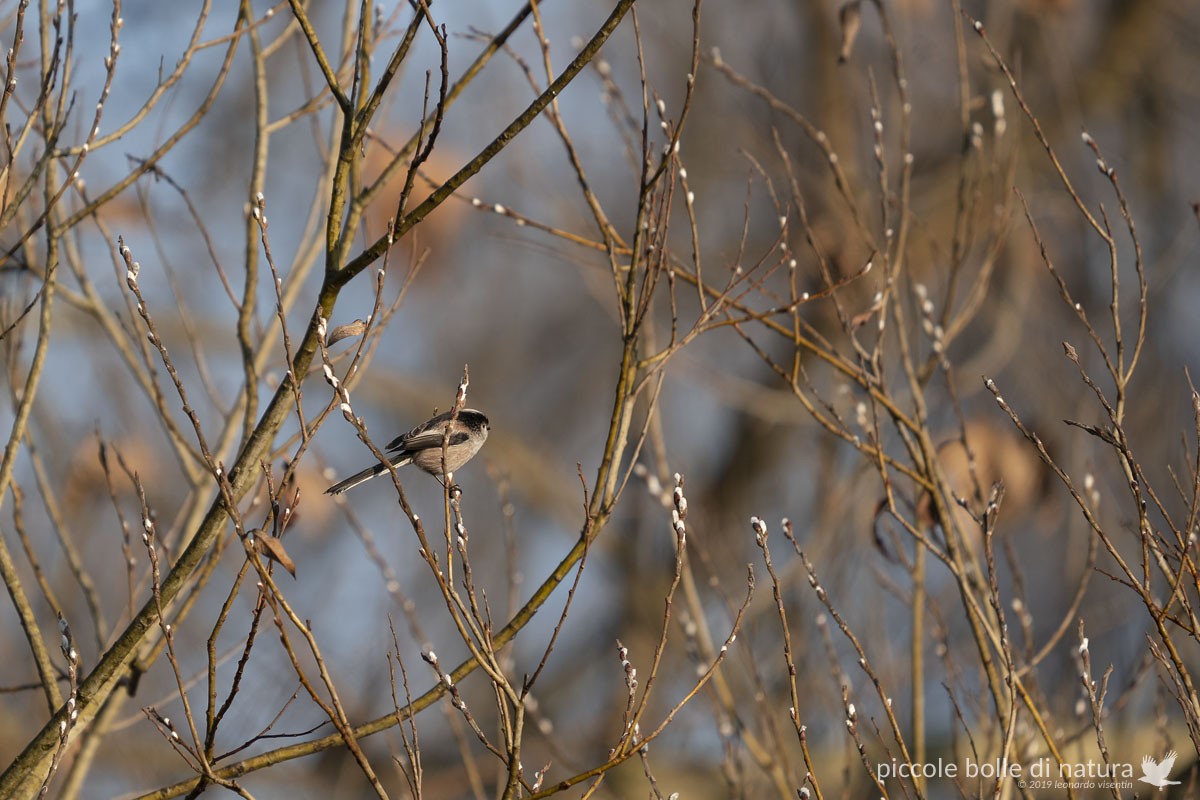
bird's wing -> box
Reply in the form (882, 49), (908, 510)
(1160, 751), (1178, 773)
(393, 429), (470, 452)
(388, 412), (466, 452)
(386, 411), (445, 451)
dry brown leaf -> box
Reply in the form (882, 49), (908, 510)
(838, 1), (863, 63)
(256, 532), (296, 577)
(326, 320), (366, 347)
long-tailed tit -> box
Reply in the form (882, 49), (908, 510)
(325, 409), (490, 495)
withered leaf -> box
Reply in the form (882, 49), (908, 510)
(326, 320), (366, 347)
(838, 1), (863, 63)
(256, 532), (296, 577)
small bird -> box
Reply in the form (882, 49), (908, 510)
(325, 409), (490, 495)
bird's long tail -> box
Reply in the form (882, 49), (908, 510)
(325, 456), (412, 495)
